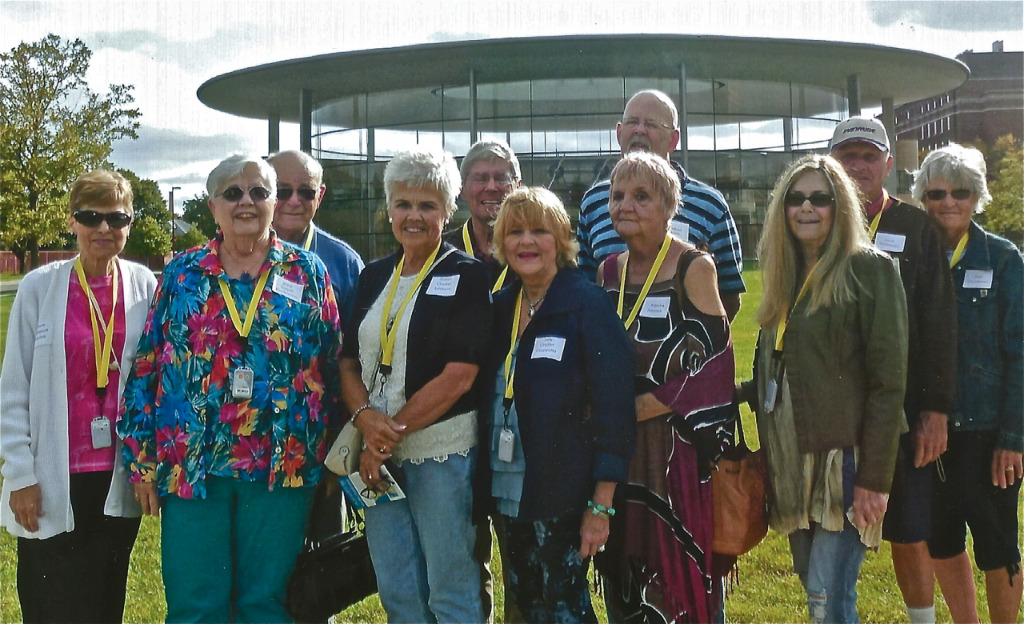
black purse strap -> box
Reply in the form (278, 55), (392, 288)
(305, 480), (365, 547)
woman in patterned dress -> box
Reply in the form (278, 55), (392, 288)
(595, 152), (736, 623)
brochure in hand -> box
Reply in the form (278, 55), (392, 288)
(338, 462), (407, 509)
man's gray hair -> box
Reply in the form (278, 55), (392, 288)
(460, 139), (522, 182)
(267, 150), (324, 186)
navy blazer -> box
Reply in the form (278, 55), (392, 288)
(480, 268), (636, 522)
(342, 243), (493, 424)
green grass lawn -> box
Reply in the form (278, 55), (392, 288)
(0, 278), (1017, 622)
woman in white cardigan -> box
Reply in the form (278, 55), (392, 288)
(0, 170), (157, 623)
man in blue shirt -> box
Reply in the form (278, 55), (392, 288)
(577, 90), (745, 319)
(269, 150), (364, 328)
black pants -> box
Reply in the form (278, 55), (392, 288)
(17, 471), (141, 624)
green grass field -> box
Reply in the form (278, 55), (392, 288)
(0, 277), (1017, 622)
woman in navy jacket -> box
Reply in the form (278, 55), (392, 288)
(480, 187), (635, 623)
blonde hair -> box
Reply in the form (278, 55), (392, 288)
(69, 170), (133, 213)
(757, 154), (871, 328)
(609, 151), (680, 219)
(492, 187), (578, 268)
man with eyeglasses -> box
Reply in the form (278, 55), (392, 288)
(577, 89), (745, 320)
(446, 139), (522, 293)
(268, 150), (364, 327)
(830, 117), (956, 624)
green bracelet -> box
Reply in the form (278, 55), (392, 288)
(587, 500), (615, 518)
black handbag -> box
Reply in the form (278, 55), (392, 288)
(286, 480), (378, 622)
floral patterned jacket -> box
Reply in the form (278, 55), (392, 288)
(118, 234), (342, 499)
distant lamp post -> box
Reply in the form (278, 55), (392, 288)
(169, 186), (181, 250)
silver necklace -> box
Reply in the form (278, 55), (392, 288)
(523, 288), (547, 317)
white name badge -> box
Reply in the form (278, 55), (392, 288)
(426, 274), (460, 297)
(670, 221), (690, 242)
(963, 269), (993, 289)
(272, 275), (304, 302)
(874, 232), (906, 254)
(531, 336), (566, 361)
(639, 295), (672, 318)
(34, 322), (52, 346)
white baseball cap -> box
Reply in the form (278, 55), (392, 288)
(829, 116), (890, 152)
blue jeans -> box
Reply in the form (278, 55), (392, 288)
(364, 450), (483, 624)
(161, 477), (313, 623)
(789, 522), (866, 624)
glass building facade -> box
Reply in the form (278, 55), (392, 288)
(310, 76), (849, 260)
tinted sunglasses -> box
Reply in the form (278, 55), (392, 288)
(277, 187), (319, 201)
(924, 188), (972, 201)
(218, 186), (272, 202)
(73, 210), (132, 229)
(784, 192), (834, 208)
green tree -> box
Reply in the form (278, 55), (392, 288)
(122, 215), (170, 257)
(0, 34), (139, 272)
(181, 193), (218, 239)
(173, 222), (209, 251)
(118, 168), (169, 224)
(980, 135), (1023, 247)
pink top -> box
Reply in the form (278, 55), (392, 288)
(65, 270), (126, 473)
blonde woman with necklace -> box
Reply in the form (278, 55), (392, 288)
(480, 186), (635, 623)
(1, 170), (156, 623)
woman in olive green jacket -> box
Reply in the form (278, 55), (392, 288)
(751, 154), (908, 624)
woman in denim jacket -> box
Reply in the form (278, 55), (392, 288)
(914, 143), (1023, 624)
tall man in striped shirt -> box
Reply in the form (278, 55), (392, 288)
(576, 89), (745, 319)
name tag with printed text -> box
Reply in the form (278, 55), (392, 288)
(874, 232), (906, 254)
(272, 275), (304, 302)
(963, 269), (993, 289)
(531, 336), (566, 361)
(426, 274), (460, 297)
(670, 221), (690, 242)
(639, 296), (671, 318)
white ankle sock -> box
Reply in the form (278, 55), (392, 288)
(907, 605), (935, 624)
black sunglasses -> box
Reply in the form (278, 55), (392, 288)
(218, 186), (272, 202)
(73, 210), (132, 229)
(277, 187), (318, 201)
(784, 192), (834, 208)
(924, 189), (972, 201)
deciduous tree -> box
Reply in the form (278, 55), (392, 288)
(0, 34), (139, 271)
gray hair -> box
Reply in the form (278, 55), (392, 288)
(912, 143), (992, 213)
(460, 139), (522, 182)
(206, 154), (277, 197)
(384, 147), (462, 217)
(267, 150), (324, 186)
(625, 89), (679, 129)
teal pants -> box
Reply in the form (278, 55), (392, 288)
(161, 477), (314, 623)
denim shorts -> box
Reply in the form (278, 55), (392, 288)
(928, 430), (1022, 571)
(882, 432), (934, 544)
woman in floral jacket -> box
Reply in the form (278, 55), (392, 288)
(118, 154), (342, 623)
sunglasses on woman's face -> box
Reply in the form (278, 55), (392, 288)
(217, 186), (272, 202)
(276, 187), (319, 201)
(72, 210), (133, 229)
(783, 192), (834, 208)
(924, 189), (972, 201)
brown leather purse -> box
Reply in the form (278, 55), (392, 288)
(712, 414), (769, 556)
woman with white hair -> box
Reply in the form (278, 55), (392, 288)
(339, 147), (492, 623)
(913, 143), (1023, 624)
(118, 154), (342, 622)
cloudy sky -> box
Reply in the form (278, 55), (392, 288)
(2, 0), (1022, 202)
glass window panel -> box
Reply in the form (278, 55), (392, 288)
(792, 117), (835, 150)
(740, 118), (785, 151)
(715, 117), (741, 151)
(686, 114), (716, 151)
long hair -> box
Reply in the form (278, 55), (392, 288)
(757, 154), (871, 328)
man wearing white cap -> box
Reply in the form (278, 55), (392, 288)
(830, 117), (957, 624)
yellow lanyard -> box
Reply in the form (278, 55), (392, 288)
(302, 225), (315, 251)
(218, 269), (271, 339)
(867, 190), (891, 241)
(616, 233), (672, 329)
(378, 242), (442, 368)
(503, 290), (524, 404)
(74, 258), (119, 392)
(463, 221), (508, 293)
(774, 259), (821, 352)
(949, 231), (969, 268)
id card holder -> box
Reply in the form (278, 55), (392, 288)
(763, 351), (784, 414)
(231, 366), (254, 400)
(498, 428), (515, 463)
(91, 417), (112, 449)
